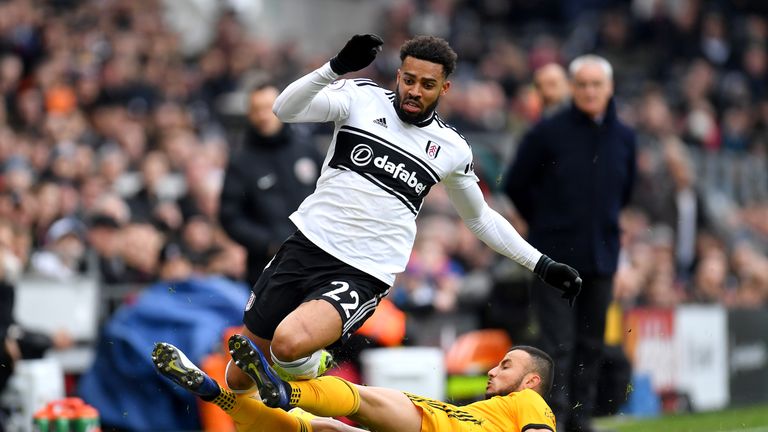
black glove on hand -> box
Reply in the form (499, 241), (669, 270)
(534, 255), (582, 307)
(330, 34), (384, 75)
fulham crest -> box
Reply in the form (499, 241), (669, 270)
(425, 141), (441, 160)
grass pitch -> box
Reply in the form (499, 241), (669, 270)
(595, 403), (768, 432)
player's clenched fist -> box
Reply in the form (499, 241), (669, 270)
(330, 34), (384, 75)
(534, 255), (582, 307)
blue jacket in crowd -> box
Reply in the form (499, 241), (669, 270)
(78, 276), (249, 431)
(503, 99), (636, 276)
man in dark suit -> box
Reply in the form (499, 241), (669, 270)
(503, 55), (636, 432)
(219, 83), (322, 286)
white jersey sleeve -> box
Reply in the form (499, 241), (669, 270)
(441, 143), (479, 190)
(272, 62), (353, 123)
(446, 183), (542, 271)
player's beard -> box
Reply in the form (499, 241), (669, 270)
(485, 375), (525, 399)
(393, 84), (439, 125)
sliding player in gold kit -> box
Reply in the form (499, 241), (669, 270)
(152, 333), (556, 432)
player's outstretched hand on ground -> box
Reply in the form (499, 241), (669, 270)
(330, 34), (384, 75)
(534, 255), (582, 307)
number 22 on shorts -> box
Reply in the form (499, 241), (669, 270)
(323, 281), (359, 318)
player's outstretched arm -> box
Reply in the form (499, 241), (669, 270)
(273, 33), (383, 123)
(329, 34), (384, 75)
(309, 417), (369, 432)
(446, 183), (582, 305)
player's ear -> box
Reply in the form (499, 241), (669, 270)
(440, 79), (451, 96)
(524, 372), (541, 390)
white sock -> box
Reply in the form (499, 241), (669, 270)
(224, 360), (257, 393)
(270, 347), (322, 380)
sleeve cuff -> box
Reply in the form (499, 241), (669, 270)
(319, 62), (341, 81)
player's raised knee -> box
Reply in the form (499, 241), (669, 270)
(270, 330), (310, 362)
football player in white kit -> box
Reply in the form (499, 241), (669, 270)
(222, 34), (582, 394)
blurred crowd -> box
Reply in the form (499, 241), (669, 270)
(378, 0), (768, 323)
(0, 0), (249, 294)
(0, 0), (766, 353)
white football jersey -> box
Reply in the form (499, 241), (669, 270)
(290, 78), (479, 284)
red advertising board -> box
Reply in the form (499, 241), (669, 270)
(624, 308), (676, 393)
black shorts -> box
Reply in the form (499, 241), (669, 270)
(243, 230), (391, 346)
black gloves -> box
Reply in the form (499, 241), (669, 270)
(534, 255), (582, 307)
(330, 34), (384, 75)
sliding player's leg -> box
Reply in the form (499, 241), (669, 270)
(152, 342), (313, 431)
(347, 385), (423, 432)
(152, 342), (221, 399)
(225, 326), (271, 391)
(229, 334), (422, 432)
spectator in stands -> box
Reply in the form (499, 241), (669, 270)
(157, 241), (194, 282)
(689, 247), (730, 304)
(730, 240), (768, 308)
(117, 223), (164, 284)
(503, 55), (636, 432)
(85, 213), (124, 284)
(126, 150), (171, 223)
(391, 234), (463, 315)
(112, 121), (147, 170)
(660, 139), (711, 279)
(0, 220), (73, 411)
(2, 156), (34, 194)
(158, 129), (198, 173)
(177, 153), (220, 222)
(532, 63), (570, 116)
(30, 181), (64, 247)
(613, 209), (652, 308)
(91, 192), (131, 227)
(180, 215), (218, 271)
(205, 241), (247, 282)
(95, 145), (129, 192)
(642, 225), (682, 307)
(29, 217), (86, 280)
(721, 105), (752, 154)
(630, 88), (673, 212)
(451, 80), (509, 132)
(152, 200), (185, 238)
(219, 83), (322, 286)
(733, 262), (768, 308)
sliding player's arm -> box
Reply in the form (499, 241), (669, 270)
(309, 417), (369, 432)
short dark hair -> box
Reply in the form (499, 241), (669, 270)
(399, 35), (457, 78)
(249, 81), (278, 95)
(511, 346), (554, 395)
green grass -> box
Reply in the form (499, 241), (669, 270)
(595, 403), (768, 432)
